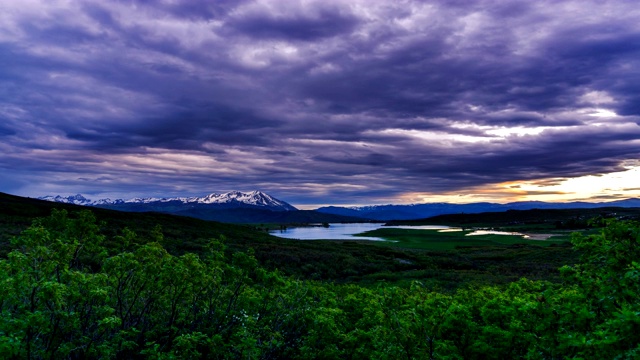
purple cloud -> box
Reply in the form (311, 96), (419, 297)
(0, 0), (639, 206)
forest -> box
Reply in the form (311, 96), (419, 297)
(1, 199), (639, 358)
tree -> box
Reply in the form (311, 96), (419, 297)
(558, 219), (640, 358)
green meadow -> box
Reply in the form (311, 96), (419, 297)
(354, 227), (569, 250)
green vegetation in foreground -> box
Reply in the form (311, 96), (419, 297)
(1, 208), (639, 358)
(0, 192), (579, 288)
(355, 227), (568, 250)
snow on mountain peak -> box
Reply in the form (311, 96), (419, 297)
(38, 194), (92, 205)
(180, 191), (296, 210)
(38, 191), (297, 211)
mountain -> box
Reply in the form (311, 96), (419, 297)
(316, 198), (640, 221)
(39, 191), (640, 223)
(0, 191), (277, 257)
(37, 191), (369, 224)
(39, 190), (297, 212)
(38, 194), (97, 206)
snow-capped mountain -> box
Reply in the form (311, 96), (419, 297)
(38, 191), (297, 211)
(38, 194), (94, 205)
(185, 191), (296, 209)
(33, 191), (376, 224)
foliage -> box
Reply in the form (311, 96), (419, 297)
(0, 193), (580, 288)
(557, 219), (640, 358)
(1, 208), (639, 358)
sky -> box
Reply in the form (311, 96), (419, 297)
(1, 0), (640, 209)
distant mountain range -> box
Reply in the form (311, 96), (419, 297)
(39, 191), (640, 223)
(38, 191), (366, 224)
(316, 198), (640, 221)
(39, 190), (297, 211)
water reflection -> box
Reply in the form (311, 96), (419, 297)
(270, 223), (387, 241)
(465, 230), (526, 237)
(270, 223), (529, 241)
(269, 223), (456, 241)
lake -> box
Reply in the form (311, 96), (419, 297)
(270, 223), (531, 241)
(269, 223), (453, 241)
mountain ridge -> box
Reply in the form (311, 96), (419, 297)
(37, 192), (640, 222)
(36, 191), (372, 223)
(39, 190), (297, 212)
(316, 198), (640, 221)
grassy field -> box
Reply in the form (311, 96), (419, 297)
(354, 227), (569, 250)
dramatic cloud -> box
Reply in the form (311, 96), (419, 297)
(1, 0), (639, 206)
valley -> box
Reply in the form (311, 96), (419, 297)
(2, 191), (640, 358)
(1, 191), (585, 286)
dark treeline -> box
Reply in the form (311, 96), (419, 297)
(1, 209), (639, 358)
(387, 207), (640, 228)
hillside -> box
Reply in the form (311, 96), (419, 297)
(318, 198), (640, 221)
(38, 191), (369, 223)
(386, 207), (640, 229)
(2, 192), (639, 358)
(171, 207), (369, 223)
(0, 192), (275, 257)
(1, 192), (579, 287)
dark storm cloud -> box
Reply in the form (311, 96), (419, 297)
(63, 105), (284, 150)
(0, 122), (17, 137)
(226, 4), (359, 41)
(1, 0), (640, 204)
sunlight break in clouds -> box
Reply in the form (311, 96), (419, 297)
(401, 166), (640, 205)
